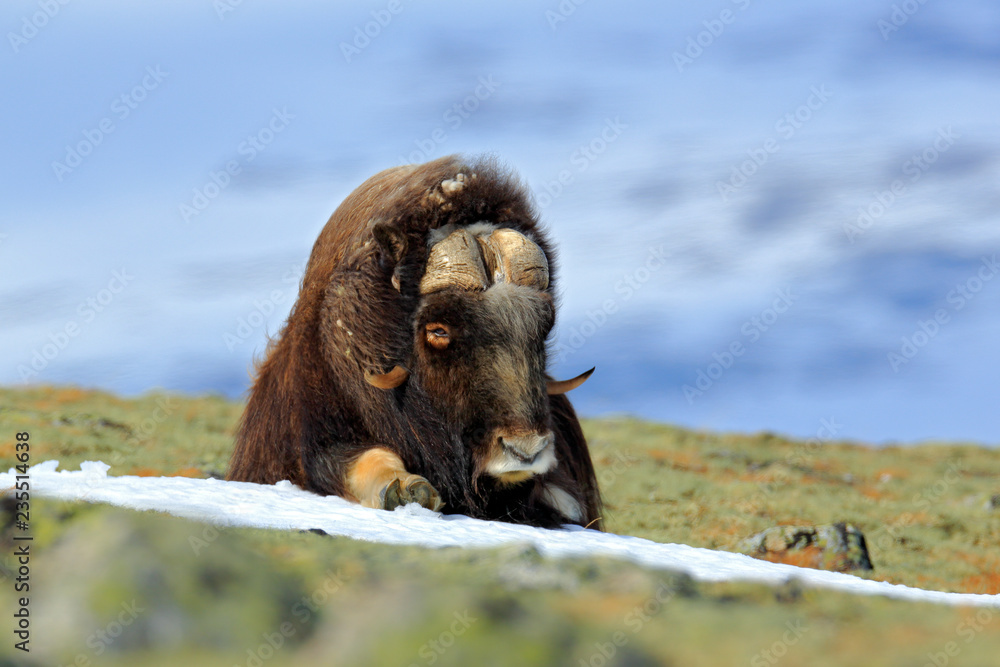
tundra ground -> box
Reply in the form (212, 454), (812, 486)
(1, 385), (998, 665)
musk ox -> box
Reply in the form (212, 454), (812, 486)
(227, 155), (602, 529)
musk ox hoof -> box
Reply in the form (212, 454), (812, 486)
(381, 476), (444, 513)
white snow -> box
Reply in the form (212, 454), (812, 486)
(6, 460), (999, 609)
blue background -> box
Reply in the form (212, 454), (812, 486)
(2, 0), (998, 445)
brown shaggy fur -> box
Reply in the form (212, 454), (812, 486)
(227, 155), (602, 529)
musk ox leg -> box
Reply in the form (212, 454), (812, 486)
(346, 448), (443, 512)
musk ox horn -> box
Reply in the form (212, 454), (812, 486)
(419, 228), (489, 295)
(478, 228), (549, 290)
(365, 365), (410, 389)
(546, 367), (595, 395)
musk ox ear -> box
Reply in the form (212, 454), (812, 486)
(373, 221), (407, 262)
(373, 222), (408, 291)
(546, 367), (595, 395)
(365, 365), (410, 390)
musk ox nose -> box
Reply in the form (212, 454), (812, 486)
(500, 432), (554, 465)
(487, 430), (557, 482)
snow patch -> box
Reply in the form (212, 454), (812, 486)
(80, 460), (110, 477)
(5, 461), (999, 609)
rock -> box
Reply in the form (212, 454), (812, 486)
(737, 522), (874, 573)
(496, 544), (580, 592)
(988, 494), (1000, 510)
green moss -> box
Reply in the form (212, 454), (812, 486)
(2, 386), (999, 594)
(0, 385), (239, 477)
(582, 415), (1000, 593)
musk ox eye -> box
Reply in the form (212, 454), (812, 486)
(424, 322), (451, 350)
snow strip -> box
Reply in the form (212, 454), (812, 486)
(6, 461), (999, 608)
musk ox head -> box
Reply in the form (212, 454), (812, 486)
(366, 216), (592, 487)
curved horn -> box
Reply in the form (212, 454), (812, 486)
(419, 228), (489, 295)
(478, 228), (549, 290)
(365, 365), (410, 390)
(546, 367), (595, 395)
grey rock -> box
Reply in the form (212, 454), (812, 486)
(737, 522), (874, 572)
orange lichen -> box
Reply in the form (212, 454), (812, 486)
(759, 546), (825, 570)
(961, 573), (1000, 595)
(52, 387), (88, 404)
(169, 467), (205, 478)
(645, 449), (707, 472)
(858, 486), (884, 500)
